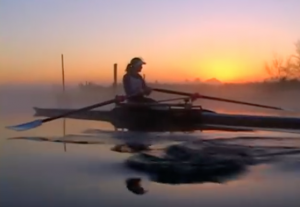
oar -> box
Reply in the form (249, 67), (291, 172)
(152, 88), (293, 112)
(6, 96), (126, 131)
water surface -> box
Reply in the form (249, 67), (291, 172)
(1, 109), (300, 207)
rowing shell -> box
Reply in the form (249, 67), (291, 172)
(32, 102), (300, 133)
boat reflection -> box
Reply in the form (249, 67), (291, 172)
(124, 165), (245, 193)
(111, 143), (151, 153)
(145, 166), (247, 185)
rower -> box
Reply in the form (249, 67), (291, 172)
(122, 57), (156, 103)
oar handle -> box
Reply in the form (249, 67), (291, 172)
(152, 88), (284, 111)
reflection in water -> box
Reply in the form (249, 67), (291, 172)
(147, 164), (247, 185)
(7, 132), (300, 182)
(125, 178), (148, 195)
(62, 118), (67, 152)
(126, 142), (252, 185)
(4, 120), (300, 194)
(112, 143), (151, 153)
(124, 138), (300, 185)
(2, 128), (300, 207)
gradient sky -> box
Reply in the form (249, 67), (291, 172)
(1, 0), (300, 85)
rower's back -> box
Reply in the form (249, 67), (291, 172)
(122, 73), (145, 97)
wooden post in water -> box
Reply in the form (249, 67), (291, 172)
(113, 63), (117, 94)
(61, 54), (67, 152)
(61, 54), (66, 92)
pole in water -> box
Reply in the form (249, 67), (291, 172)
(61, 53), (67, 152)
(113, 63), (117, 94)
(61, 54), (65, 92)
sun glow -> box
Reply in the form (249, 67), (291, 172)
(198, 57), (251, 82)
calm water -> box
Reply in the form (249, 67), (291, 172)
(1, 110), (300, 207)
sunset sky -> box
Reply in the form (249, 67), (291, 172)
(1, 0), (300, 85)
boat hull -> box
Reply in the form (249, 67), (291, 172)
(33, 105), (300, 132)
(34, 107), (113, 122)
(34, 106), (218, 132)
(201, 112), (300, 130)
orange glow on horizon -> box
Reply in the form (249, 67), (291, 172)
(0, 58), (270, 85)
(197, 58), (245, 82)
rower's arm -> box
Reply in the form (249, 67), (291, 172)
(140, 75), (152, 95)
(141, 76), (147, 89)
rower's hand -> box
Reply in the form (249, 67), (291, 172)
(144, 87), (152, 96)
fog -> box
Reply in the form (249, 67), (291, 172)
(1, 82), (300, 118)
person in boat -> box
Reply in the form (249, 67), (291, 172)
(122, 57), (156, 103)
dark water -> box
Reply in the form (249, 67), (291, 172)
(1, 112), (300, 207)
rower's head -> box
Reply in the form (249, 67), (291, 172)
(126, 57), (146, 74)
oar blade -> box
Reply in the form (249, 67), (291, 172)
(6, 120), (43, 131)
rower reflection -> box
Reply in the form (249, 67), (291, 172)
(125, 178), (148, 195)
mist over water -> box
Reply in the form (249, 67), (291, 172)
(1, 82), (300, 116)
(1, 83), (300, 207)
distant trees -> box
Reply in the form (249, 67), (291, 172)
(265, 40), (300, 81)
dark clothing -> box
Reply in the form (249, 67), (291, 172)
(122, 73), (146, 96)
(122, 73), (156, 103)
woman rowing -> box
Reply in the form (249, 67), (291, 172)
(122, 57), (156, 103)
